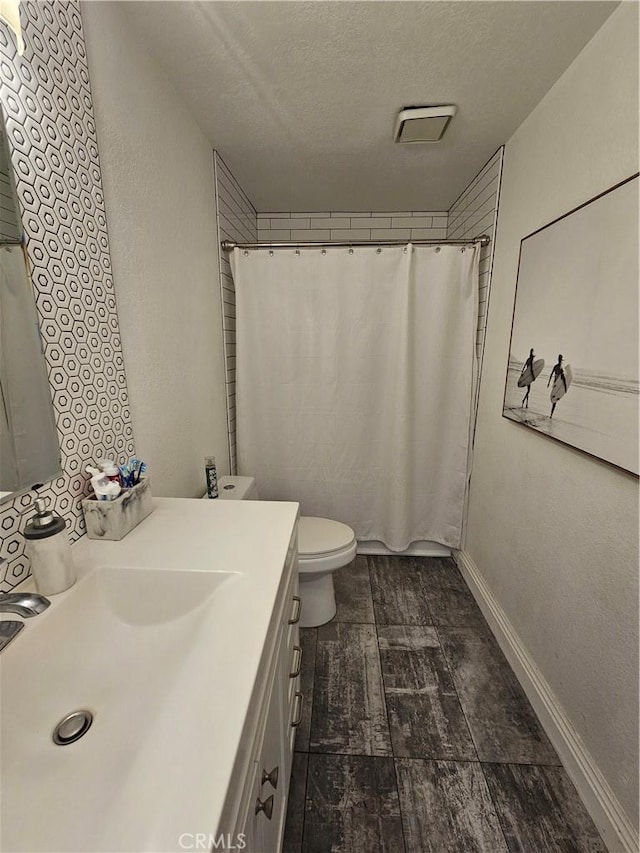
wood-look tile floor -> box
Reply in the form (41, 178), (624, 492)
(282, 555), (607, 853)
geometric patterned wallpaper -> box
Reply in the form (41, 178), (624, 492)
(0, 0), (134, 591)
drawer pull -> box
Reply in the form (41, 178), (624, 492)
(289, 645), (302, 679)
(291, 691), (303, 728)
(288, 596), (302, 625)
(261, 766), (279, 790)
(255, 794), (274, 820)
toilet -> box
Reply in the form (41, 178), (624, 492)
(204, 475), (357, 627)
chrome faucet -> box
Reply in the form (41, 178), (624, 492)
(0, 592), (50, 618)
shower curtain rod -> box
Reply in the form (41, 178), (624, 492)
(221, 234), (491, 252)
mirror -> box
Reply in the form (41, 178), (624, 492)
(0, 112), (61, 501)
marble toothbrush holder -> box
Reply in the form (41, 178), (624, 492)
(82, 478), (153, 541)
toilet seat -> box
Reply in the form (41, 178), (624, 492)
(298, 516), (357, 574)
(203, 475), (356, 627)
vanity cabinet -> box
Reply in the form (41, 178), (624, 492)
(221, 525), (302, 852)
(3, 499), (303, 852)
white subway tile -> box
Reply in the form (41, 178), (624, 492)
(411, 216), (435, 228)
(450, 170), (499, 221)
(282, 217), (311, 229)
(290, 229), (331, 241)
(330, 229), (371, 240)
(258, 229), (290, 240)
(352, 217), (391, 229)
(263, 212), (291, 219)
(391, 216), (433, 228)
(298, 211), (331, 218)
(268, 218), (290, 228)
(446, 222), (464, 239)
(410, 228), (443, 239)
(312, 217), (349, 229)
(465, 209), (496, 236)
(370, 228), (410, 240)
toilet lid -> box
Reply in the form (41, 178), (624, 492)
(298, 516), (356, 557)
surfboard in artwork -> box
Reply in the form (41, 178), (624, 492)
(517, 358), (545, 387)
(550, 364), (573, 403)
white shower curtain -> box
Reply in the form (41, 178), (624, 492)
(231, 244), (479, 550)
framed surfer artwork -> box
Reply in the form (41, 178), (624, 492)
(502, 173), (639, 477)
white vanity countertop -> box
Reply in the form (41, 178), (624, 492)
(0, 497), (299, 853)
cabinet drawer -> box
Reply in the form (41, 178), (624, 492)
(229, 520), (300, 851)
(234, 674), (284, 850)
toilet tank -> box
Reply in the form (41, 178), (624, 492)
(201, 475), (259, 500)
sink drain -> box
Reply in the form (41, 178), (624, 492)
(52, 710), (93, 745)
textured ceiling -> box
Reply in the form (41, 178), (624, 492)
(115, 1), (618, 211)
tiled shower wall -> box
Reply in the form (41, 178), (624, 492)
(213, 152), (257, 474)
(214, 158), (503, 471)
(0, 1), (133, 591)
(447, 147), (504, 359)
(257, 211), (448, 243)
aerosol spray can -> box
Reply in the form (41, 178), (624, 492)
(205, 456), (218, 498)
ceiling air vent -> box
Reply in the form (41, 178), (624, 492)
(394, 105), (457, 143)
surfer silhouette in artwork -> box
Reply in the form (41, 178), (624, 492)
(519, 348), (536, 408)
(547, 354), (568, 418)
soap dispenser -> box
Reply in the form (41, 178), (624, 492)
(23, 497), (76, 595)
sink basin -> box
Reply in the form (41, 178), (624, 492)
(96, 565), (235, 626)
(0, 565), (239, 852)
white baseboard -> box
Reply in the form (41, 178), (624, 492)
(455, 549), (638, 853)
(358, 540), (451, 557)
